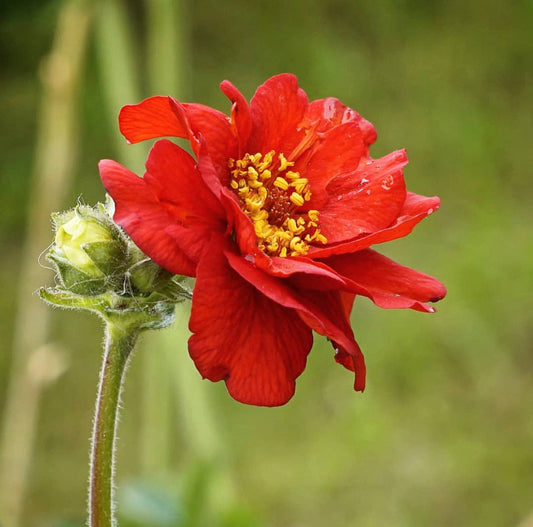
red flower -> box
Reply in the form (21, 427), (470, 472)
(99, 74), (446, 406)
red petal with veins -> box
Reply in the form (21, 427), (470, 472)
(99, 141), (226, 275)
(298, 122), (366, 210)
(225, 248), (364, 383)
(326, 248), (447, 312)
(293, 288), (366, 391)
(220, 80), (253, 156)
(248, 73), (309, 155)
(310, 191), (440, 258)
(167, 99), (237, 183)
(318, 150), (407, 244)
(99, 159), (196, 276)
(329, 292), (362, 378)
(119, 96), (236, 182)
(145, 140), (226, 225)
(306, 97), (378, 147)
(119, 96), (191, 144)
(258, 255), (349, 292)
(189, 243), (313, 406)
(194, 145), (266, 261)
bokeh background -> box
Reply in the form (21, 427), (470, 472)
(1, 0), (532, 526)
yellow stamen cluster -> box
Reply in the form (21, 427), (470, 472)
(228, 151), (327, 257)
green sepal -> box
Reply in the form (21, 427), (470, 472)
(82, 239), (128, 276)
(159, 276), (193, 303)
(128, 257), (174, 294)
(47, 252), (108, 295)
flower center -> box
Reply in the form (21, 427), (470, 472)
(228, 151), (327, 257)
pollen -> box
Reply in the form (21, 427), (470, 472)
(228, 151), (327, 257)
(289, 192), (305, 207)
(273, 177), (289, 190)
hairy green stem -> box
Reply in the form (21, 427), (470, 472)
(88, 323), (137, 527)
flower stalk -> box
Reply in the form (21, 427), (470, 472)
(88, 322), (137, 527)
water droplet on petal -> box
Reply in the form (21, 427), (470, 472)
(381, 174), (394, 190)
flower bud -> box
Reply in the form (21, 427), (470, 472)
(55, 216), (110, 275)
(41, 200), (191, 324)
(48, 205), (127, 295)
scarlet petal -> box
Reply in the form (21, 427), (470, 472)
(317, 150), (408, 244)
(119, 96), (189, 144)
(99, 141), (227, 276)
(306, 97), (377, 147)
(219, 187), (264, 258)
(195, 144), (265, 261)
(299, 122), (366, 209)
(145, 139), (225, 226)
(258, 256), (349, 292)
(119, 96), (236, 182)
(294, 289), (366, 392)
(226, 250), (364, 380)
(189, 245), (313, 407)
(326, 248), (447, 312)
(99, 159), (196, 276)
(309, 192), (440, 258)
(220, 80), (253, 155)
(167, 99), (237, 183)
(248, 73), (309, 154)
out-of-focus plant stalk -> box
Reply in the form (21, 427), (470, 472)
(146, 0), (191, 95)
(94, 0), (147, 174)
(164, 306), (237, 511)
(519, 510), (533, 527)
(0, 2), (92, 526)
(140, 0), (189, 478)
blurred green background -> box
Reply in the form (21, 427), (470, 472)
(1, 0), (532, 526)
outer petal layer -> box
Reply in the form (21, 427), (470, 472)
(299, 122), (366, 210)
(309, 191), (440, 258)
(305, 97), (377, 147)
(189, 243), (313, 406)
(248, 73), (309, 155)
(119, 96), (189, 144)
(144, 140), (225, 226)
(226, 249), (366, 390)
(99, 141), (226, 276)
(119, 96), (237, 182)
(326, 248), (447, 312)
(293, 288), (366, 391)
(318, 150), (408, 244)
(99, 159), (196, 276)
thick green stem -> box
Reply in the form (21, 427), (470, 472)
(88, 323), (137, 527)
